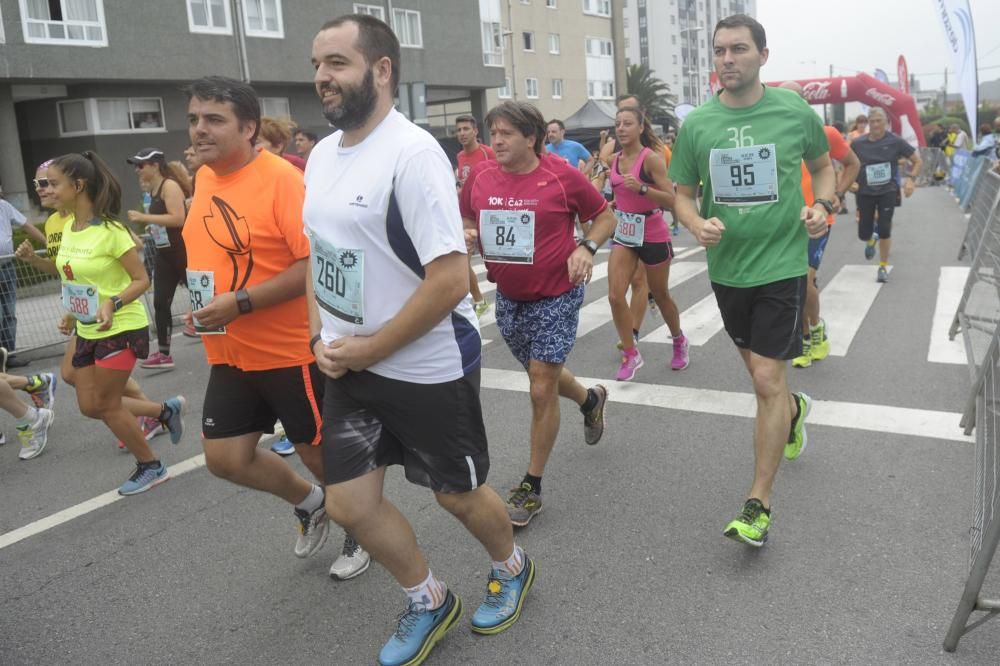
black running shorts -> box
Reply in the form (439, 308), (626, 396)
(711, 276), (807, 361)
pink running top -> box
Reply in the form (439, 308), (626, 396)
(609, 147), (668, 243)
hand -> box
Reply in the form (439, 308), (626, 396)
(192, 291), (240, 328)
(801, 205), (829, 239)
(326, 336), (382, 374)
(464, 228), (479, 254)
(15, 239), (36, 262)
(692, 217), (725, 247)
(58, 314), (75, 336)
(312, 338), (349, 379)
(849, 182), (859, 193)
(600, 129), (609, 143)
(126, 210), (144, 223)
(95, 300), (115, 332)
(567, 246), (594, 285)
(832, 193), (844, 213)
(622, 174), (642, 193)
(903, 178), (915, 198)
(183, 310), (194, 327)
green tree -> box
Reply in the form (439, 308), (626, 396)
(625, 63), (677, 130)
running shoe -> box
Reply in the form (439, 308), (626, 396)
(877, 266), (889, 283)
(470, 554), (536, 635)
(17, 408), (54, 461)
(473, 300), (490, 319)
(329, 534), (371, 580)
(24, 372), (57, 410)
(784, 392), (812, 461)
(791, 337), (813, 368)
(810, 319), (830, 361)
(118, 461), (169, 495)
(182, 322), (198, 338)
(161, 396), (185, 444)
(723, 498), (770, 547)
(583, 384), (608, 445)
(117, 416), (166, 451)
(270, 436), (295, 456)
(864, 232), (878, 260)
(141, 352), (175, 369)
(616, 349), (643, 381)
(378, 590), (462, 666)
(293, 503), (330, 558)
(647, 291), (657, 311)
(615, 330), (639, 351)
(671, 335), (690, 370)
(506, 482), (542, 527)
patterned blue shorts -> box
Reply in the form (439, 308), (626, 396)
(495, 284), (585, 368)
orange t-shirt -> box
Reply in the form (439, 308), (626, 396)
(663, 144), (672, 170)
(183, 151), (312, 371)
(801, 125), (851, 226)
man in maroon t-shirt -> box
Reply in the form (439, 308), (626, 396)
(455, 114), (496, 319)
(460, 101), (616, 527)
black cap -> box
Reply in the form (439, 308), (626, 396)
(126, 148), (165, 165)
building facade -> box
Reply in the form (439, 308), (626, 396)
(0, 0), (503, 211)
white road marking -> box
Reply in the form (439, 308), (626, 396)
(928, 267), (969, 365)
(819, 264), (892, 356)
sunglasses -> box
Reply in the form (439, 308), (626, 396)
(33, 178), (50, 189)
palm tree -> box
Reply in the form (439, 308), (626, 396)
(625, 63), (678, 130)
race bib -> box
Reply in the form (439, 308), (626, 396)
(186, 270), (225, 335)
(480, 210), (535, 264)
(613, 210), (645, 248)
(866, 162), (892, 187)
(710, 144), (779, 205)
(148, 224), (170, 248)
(62, 283), (98, 323)
(311, 235), (364, 325)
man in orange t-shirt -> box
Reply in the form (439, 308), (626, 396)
(183, 76), (368, 579)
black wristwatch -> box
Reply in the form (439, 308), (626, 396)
(110, 295), (124, 311)
(235, 288), (253, 314)
(814, 198), (835, 214)
(578, 239), (598, 255)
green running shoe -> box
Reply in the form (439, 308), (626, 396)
(791, 336), (812, 368)
(723, 498), (771, 547)
(784, 392), (812, 460)
(810, 319), (830, 361)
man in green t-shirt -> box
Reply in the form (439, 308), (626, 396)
(669, 14), (835, 548)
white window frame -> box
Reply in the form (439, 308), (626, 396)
(552, 78), (563, 99)
(241, 0), (284, 39)
(548, 33), (560, 54)
(587, 80), (614, 100)
(0, 4), (5, 43)
(546, 0), (557, 7)
(522, 31), (534, 52)
(186, 0), (233, 35)
(56, 97), (167, 137)
(586, 37), (612, 57)
(260, 97), (291, 119)
(582, 0), (611, 17)
(498, 78), (512, 99)
(392, 8), (423, 48)
(353, 3), (386, 21)
(482, 21), (503, 67)
(525, 78), (539, 99)
(19, 0), (108, 47)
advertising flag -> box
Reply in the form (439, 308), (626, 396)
(897, 55), (910, 94)
(933, 0), (978, 136)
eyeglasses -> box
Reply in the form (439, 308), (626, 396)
(33, 178), (50, 189)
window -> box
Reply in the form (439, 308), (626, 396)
(498, 78), (512, 99)
(393, 8), (423, 48)
(552, 78), (563, 98)
(587, 80), (614, 99)
(525, 78), (539, 99)
(56, 97), (165, 136)
(548, 33), (560, 54)
(482, 21), (503, 66)
(187, 0), (231, 34)
(522, 31), (534, 51)
(638, 16), (645, 27)
(242, 0), (283, 38)
(671, 35), (676, 44)
(20, 0), (107, 46)
(353, 3), (385, 21)
(260, 97), (291, 119)
(673, 54), (677, 64)
(670, 15), (675, 23)
(582, 0), (611, 16)
(0, 4), (5, 43)
(586, 37), (612, 57)
(546, 0), (557, 6)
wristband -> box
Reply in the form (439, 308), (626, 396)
(110, 295), (124, 311)
(310, 334), (322, 354)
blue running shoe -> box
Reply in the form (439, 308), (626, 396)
(118, 462), (169, 496)
(864, 230), (879, 260)
(378, 590), (462, 666)
(270, 436), (295, 456)
(470, 554), (536, 635)
(161, 396), (185, 444)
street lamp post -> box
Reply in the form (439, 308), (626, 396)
(680, 25), (705, 105)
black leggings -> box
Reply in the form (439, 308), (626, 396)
(856, 191), (897, 241)
(153, 248), (187, 350)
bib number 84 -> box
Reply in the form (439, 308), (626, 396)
(495, 225), (516, 246)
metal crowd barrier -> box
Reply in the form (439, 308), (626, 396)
(0, 235), (189, 358)
(944, 161), (1000, 651)
(916, 147), (948, 187)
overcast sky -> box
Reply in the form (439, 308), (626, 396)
(754, 0), (1000, 94)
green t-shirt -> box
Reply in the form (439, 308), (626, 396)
(669, 86), (829, 287)
(56, 219), (148, 339)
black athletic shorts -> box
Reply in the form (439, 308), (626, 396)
(711, 276), (807, 360)
(202, 363), (324, 444)
(320, 369), (489, 494)
(613, 240), (674, 266)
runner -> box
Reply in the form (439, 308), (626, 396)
(462, 100), (616, 526)
(308, 16), (533, 665)
(545, 119), (590, 170)
(293, 129), (318, 163)
(183, 76), (368, 579)
(851, 106), (922, 283)
(454, 114), (495, 319)
(606, 106), (688, 380)
(669, 14), (835, 546)
(126, 148), (190, 370)
(49, 151), (186, 495)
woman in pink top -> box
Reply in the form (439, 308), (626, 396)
(608, 107), (688, 381)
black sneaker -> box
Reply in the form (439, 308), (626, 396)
(583, 384), (608, 445)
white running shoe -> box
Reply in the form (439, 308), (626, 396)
(18, 408), (54, 460)
(293, 504), (330, 558)
(329, 535), (371, 580)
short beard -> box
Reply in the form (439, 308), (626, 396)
(322, 69), (378, 131)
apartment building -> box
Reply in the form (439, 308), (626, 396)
(0, 0), (502, 210)
(623, 0), (756, 106)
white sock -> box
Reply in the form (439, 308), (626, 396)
(404, 570), (447, 609)
(16, 406), (38, 427)
(295, 484), (323, 513)
(492, 544), (525, 576)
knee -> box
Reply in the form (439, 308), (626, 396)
(749, 365), (784, 399)
(203, 446), (241, 481)
(608, 287), (628, 308)
(77, 398), (105, 420)
(325, 490), (371, 530)
(435, 490), (471, 518)
(528, 377), (557, 405)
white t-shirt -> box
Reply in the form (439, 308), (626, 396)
(0, 200), (27, 257)
(303, 109), (480, 384)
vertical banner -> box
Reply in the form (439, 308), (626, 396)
(933, 0), (978, 136)
(897, 55), (910, 94)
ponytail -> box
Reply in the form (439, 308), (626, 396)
(164, 161), (193, 198)
(617, 107), (664, 153)
(53, 151), (123, 222)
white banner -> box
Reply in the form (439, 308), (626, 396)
(933, 0), (978, 137)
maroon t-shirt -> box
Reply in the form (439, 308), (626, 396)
(456, 144), (495, 189)
(281, 153), (306, 172)
(460, 153), (607, 301)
